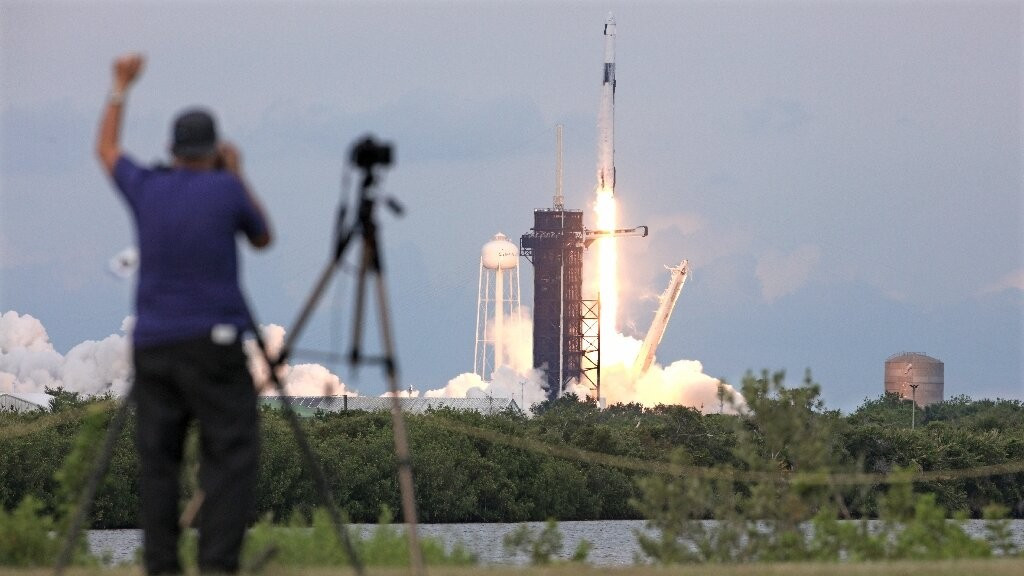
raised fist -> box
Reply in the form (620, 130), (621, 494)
(113, 53), (144, 89)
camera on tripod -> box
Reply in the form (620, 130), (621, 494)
(350, 136), (393, 169)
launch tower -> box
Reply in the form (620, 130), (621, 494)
(521, 209), (585, 399)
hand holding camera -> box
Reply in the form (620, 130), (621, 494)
(217, 141), (242, 174)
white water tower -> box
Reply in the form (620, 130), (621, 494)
(474, 233), (521, 381)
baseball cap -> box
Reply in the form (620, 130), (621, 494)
(171, 108), (218, 158)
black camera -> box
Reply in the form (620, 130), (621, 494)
(350, 136), (393, 169)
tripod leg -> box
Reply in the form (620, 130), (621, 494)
(278, 224), (354, 366)
(348, 243), (371, 366)
(247, 309), (365, 575)
(372, 270), (426, 576)
(54, 392), (133, 575)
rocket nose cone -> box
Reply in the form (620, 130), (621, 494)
(605, 12), (616, 35)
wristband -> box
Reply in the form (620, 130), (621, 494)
(107, 89), (125, 105)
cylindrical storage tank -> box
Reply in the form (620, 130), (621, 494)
(884, 352), (944, 407)
(482, 233), (518, 270)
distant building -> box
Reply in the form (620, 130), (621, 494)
(884, 352), (944, 407)
(261, 395), (522, 417)
(0, 392), (53, 412)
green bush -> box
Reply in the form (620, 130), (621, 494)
(502, 518), (590, 565)
(1, 378), (1021, 536)
(240, 507), (475, 570)
(0, 496), (58, 566)
(634, 371), (1018, 564)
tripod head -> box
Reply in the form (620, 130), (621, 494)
(349, 135), (394, 192)
(346, 134), (403, 221)
(350, 135), (392, 170)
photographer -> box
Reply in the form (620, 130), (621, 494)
(96, 53), (272, 575)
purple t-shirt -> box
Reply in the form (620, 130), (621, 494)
(114, 155), (268, 349)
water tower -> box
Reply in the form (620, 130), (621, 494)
(474, 233), (521, 381)
(884, 352), (944, 407)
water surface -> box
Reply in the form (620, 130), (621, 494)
(88, 518), (1024, 567)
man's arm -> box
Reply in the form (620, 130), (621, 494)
(96, 53), (144, 175)
(219, 142), (273, 249)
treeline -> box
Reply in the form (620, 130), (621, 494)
(0, 371), (1022, 529)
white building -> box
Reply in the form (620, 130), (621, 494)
(263, 396), (522, 417)
(0, 392), (54, 412)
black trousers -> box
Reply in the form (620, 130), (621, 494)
(133, 336), (259, 575)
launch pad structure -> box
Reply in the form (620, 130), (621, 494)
(520, 206), (648, 401)
(520, 208), (586, 400)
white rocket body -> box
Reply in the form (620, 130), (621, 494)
(597, 13), (616, 193)
(632, 260), (689, 376)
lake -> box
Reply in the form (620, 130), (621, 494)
(89, 519), (1024, 567)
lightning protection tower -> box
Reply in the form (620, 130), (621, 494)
(474, 233), (521, 381)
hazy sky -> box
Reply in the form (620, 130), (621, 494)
(1, 0), (1021, 411)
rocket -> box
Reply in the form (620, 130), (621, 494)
(632, 260), (689, 376)
(597, 13), (616, 193)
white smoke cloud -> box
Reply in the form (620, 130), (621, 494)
(272, 363), (349, 396)
(0, 310), (131, 396)
(246, 323), (355, 397)
(495, 305), (534, 375)
(61, 333), (132, 396)
(567, 329), (744, 413)
(423, 312), (548, 410)
(424, 365), (548, 411)
(0, 312), (355, 399)
(1, 307), (741, 414)
(0, 311), (55, 352)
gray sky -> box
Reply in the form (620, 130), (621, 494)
(1, 0), (1021, 411)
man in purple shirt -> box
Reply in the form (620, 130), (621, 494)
(97, 53), (272, 575)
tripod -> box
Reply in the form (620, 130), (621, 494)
(256, 135), (424, 575)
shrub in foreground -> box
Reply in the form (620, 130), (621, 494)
(239, 507), (475, 570)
